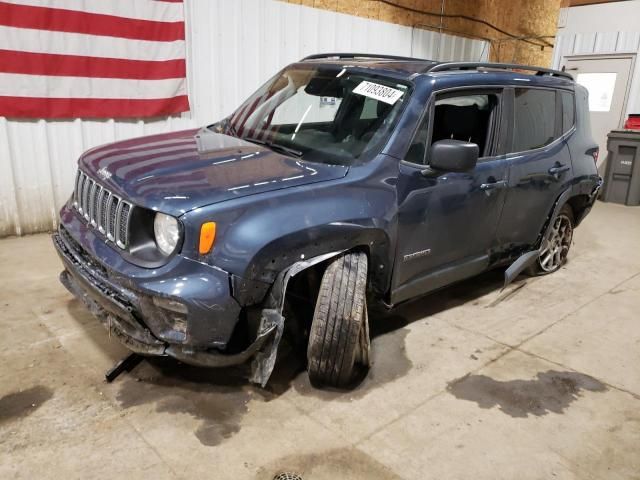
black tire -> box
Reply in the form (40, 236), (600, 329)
(527, 204), (574, 276)
(307, 251), (369, 388)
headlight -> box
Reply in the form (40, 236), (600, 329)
(154, 213), (180, 255)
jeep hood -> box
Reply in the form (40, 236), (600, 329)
(78, 128), (348, 217)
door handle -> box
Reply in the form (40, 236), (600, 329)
(549, 164), (570, 178)
(480, 180), (507, 191)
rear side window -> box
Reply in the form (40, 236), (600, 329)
(561, 91), (575, 133)
(513, 89), (556, 152)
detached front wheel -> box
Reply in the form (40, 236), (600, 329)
(307, 251), (370, 388)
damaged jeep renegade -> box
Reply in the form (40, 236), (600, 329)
(53, 54), (602, 388)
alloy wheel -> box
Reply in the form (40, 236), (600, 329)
(538, 213), (573, 272)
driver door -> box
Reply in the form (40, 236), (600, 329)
(391, 88), (510, 304)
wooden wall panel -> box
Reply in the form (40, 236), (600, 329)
(283, 0), (562, 66)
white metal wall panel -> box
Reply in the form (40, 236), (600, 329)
(0, 0), (488, 237)
(553, 30), (640, 118)
(572, 32), (598, 55)
(553, 3), (640, 123)
(594, 32), (619, 53)
(616, 31), (640, 53)
(411, 27), (488, 62)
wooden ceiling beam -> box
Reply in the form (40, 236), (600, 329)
(569, 0), (628, 7)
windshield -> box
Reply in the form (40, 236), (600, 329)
(218, 65), (410, 165)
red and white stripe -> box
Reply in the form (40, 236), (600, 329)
(231, 75), (297, 140)
(0, 0), (189, 119)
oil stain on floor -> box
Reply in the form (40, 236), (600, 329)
(115, 358), (276, 446)
(256, 447), (402, 480)
(0, 386), (53, 425)
(447, 370), (607, 417)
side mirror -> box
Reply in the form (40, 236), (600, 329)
(425, 139), (479, 175)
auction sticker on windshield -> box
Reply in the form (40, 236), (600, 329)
(353, 81), (404, 105)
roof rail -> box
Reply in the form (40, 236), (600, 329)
(428, 62), (574, 81)
(301, 52), (432, 63)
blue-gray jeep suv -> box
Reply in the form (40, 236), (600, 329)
(53, 54), (602, 388)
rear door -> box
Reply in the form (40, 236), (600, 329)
(495, 87), (573, 250)
(392, 88), (509, 304)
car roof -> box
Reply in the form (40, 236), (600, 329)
(302, 56), (438, 78)
(299, 53), (574, 87)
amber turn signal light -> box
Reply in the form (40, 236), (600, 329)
(199, 222), (216, 255)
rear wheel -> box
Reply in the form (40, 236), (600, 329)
(528, 204), (574, 275)
(307, 251), (369, 388)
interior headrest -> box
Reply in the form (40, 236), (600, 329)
(440, 104), (482, 139)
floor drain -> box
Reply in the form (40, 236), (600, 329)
(273, 473), (303, 480)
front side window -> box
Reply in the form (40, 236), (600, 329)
(513, 88), (557, 152)
(432, 94), (498, 157)
(406, 92), (499, 165)
(220, 66), (410, 165)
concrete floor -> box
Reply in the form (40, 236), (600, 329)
(1, 201), (639, 480)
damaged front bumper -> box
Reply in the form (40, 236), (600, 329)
(52, 227), (277, 379)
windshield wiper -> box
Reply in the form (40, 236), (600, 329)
(244, 137), (303, 158)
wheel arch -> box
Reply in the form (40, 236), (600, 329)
(246, 245), (373, 386)
(535, 187), (575, 250)
(238, 223), (391, 306)
(566, 193), (592, 226)
(278, 244), (370, 332)
(504, 188), (578, 286)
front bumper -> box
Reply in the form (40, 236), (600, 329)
(53, 221), (274, 367)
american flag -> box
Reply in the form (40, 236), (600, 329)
(0, 0), (189, 119)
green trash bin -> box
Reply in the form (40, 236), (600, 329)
(602, 130), (640, 206)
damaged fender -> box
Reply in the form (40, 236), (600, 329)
(249, 250), (346, 386)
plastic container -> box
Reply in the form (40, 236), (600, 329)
(624, 114), (640, 130)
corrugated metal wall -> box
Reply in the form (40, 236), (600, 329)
(552, 31), (640, 116)
(0, 0), (488, 238)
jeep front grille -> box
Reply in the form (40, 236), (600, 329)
(72, 170), (132, 249)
